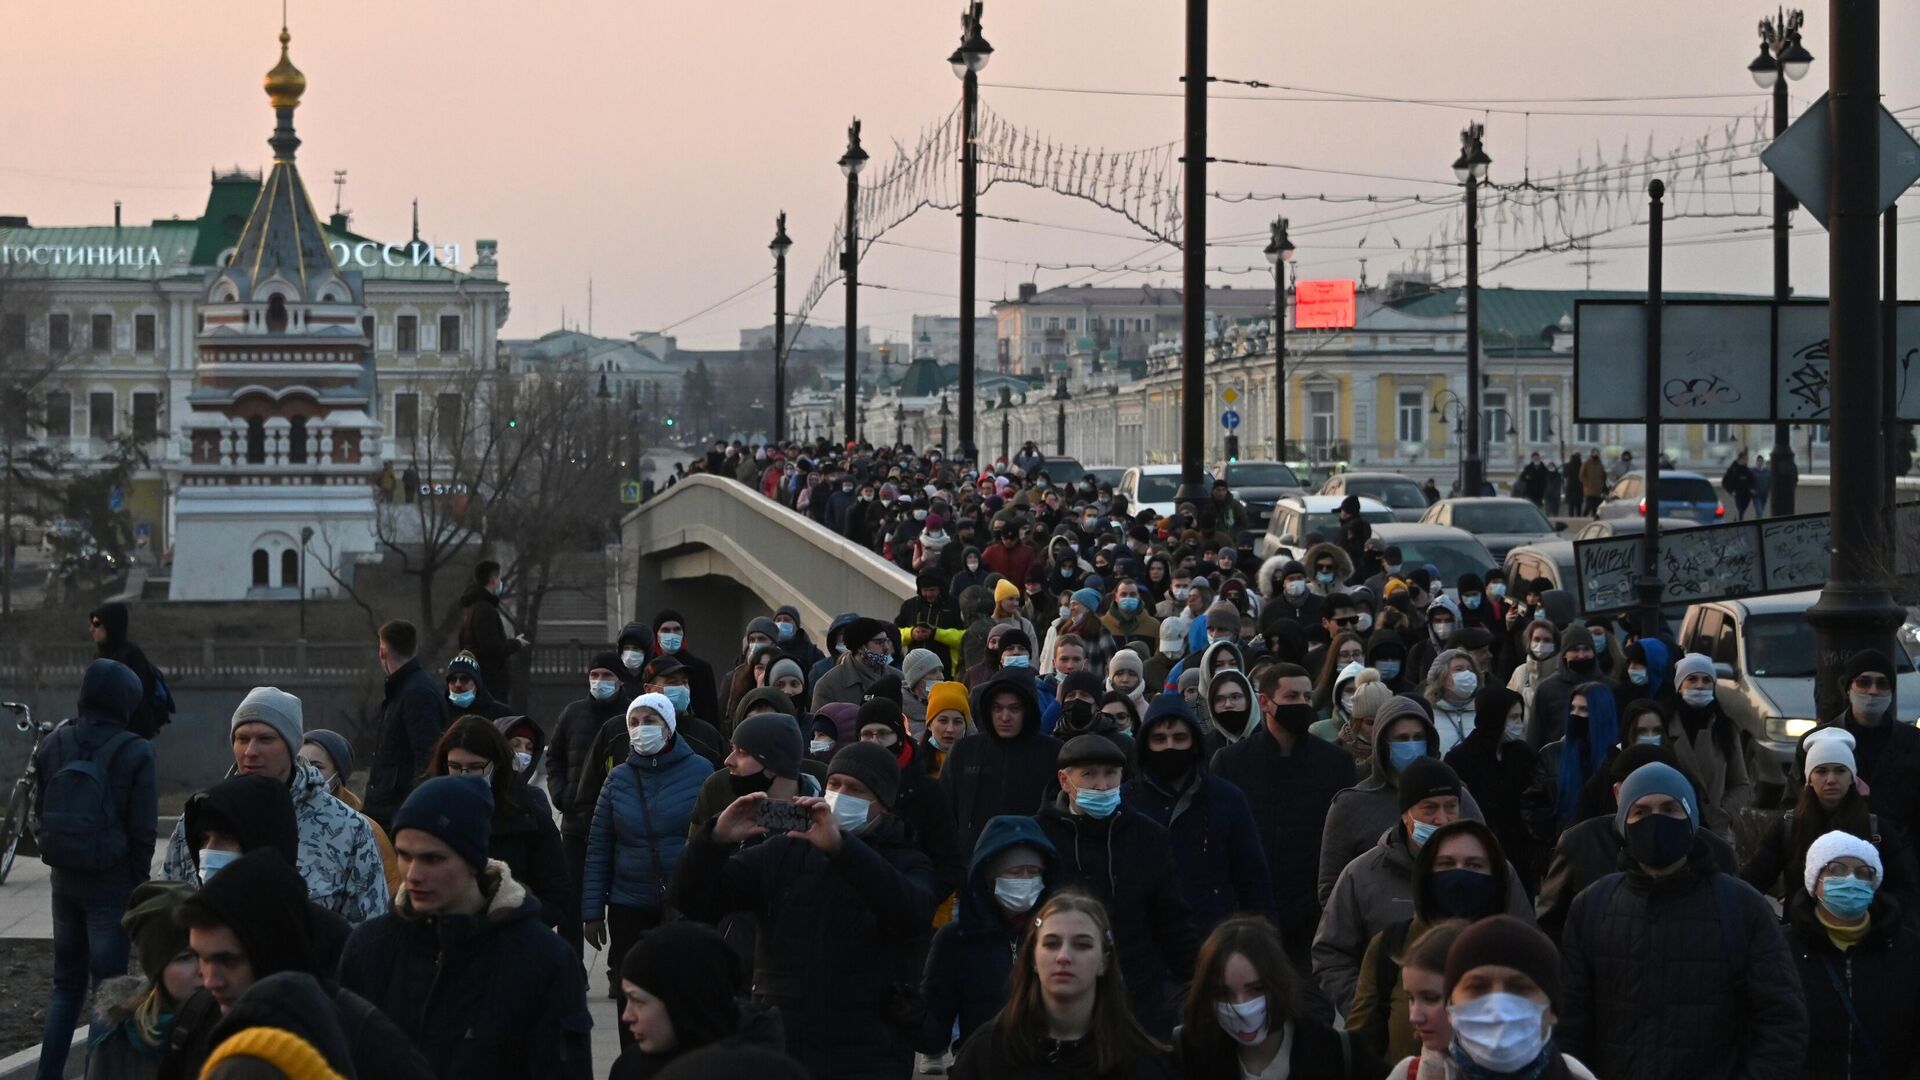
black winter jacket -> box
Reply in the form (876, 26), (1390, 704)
(362, 658), (448, 831)
(951, 1023), (1181, 1080)
(1784, 889), (1920, 1080)
(202, 972), (431, 1080)
(88, 603), (168, 738)
(892, 743), (966, 904)
(1559, 840), (1808, 1080)
(1794, 714), (1920, 841)
(488, 783), (572, 930)
(1532, 814), (1736, 942)
(668, 815), (938, 1080)
(1210, 721), (1352, 957)
(1034, 795), (1200, 1038)
(943, 672), (1064, 856)
(337, 863), (592, 1080)
(457, 583), (524, 700)
(34, 659), (158, 896)
(607, 1000), (785, 1080)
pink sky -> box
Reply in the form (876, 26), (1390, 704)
(3, 1), (1915, 348)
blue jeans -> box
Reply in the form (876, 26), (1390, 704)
(38, 882), (131, 1080)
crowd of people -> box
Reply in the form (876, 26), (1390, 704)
(24, 438), (1914, 1080)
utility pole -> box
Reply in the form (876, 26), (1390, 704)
(951, 3), (991, 466)
(1638, 181), (1666, 639)
(1807, 0), (1904, 720)
(770, 212), (792, 444)
(1265, 217), (1294, 463)
(1175, 0), (1209, 504)
(1455, 123), (1491, 497)
(1750, 8), (1814, 515)
(839, 121), (868, 445)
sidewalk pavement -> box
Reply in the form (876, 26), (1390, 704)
(1, 842), (624, 1074)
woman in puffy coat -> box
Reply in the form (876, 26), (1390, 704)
(1741, 728), (1920, 911)
(583, 692), (715, 1046)
(1785, 830), (1920, 1080)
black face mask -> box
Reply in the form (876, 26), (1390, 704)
(1212, 707), (1252, 737)
(1623, 813), (1694, 869)
(1142, 744), (1199, 786)
(1271, 703), (1317, 740)
(1427, 867), (1500, 919)
(728, 770), (776, 798)
(1567, 654), (1598, 674)
(1060, 700), (1096, 735)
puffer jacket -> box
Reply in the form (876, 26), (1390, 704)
(163, 759), (387, 924)
(917, 815), (1060, 1056)
(1311, 823), (1534, 1014)
(363, 657), (448, 831)
(1558, 839), (1808, 1080)
(487, 781), (571, 930)
(86, 976), (164, 1080)
(1316, 711), (1486, 905)
(1533, 813), (1737, 943)
(583, 731), (713, 917)
(941, 671), (1064, 857)
(668, 815), (937, 1080)
(338, 861), (592, 1080)
(549, 693), (630, 836)
(1785, 889), (1920, 1080)
(35, 659), (157, 895)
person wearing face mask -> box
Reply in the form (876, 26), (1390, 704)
(1314, 758), (1533, 1015)
(1662, 652), (1750, 839)
(1200, 660), (1258, 754)
(1741, 727), (1920, 912)
(810, 616), (898, 710)
(917, 817), (1060, 1063)
(1051, 669), (1138, 766)
(1524, 625), (1609, 750)
(1102, 577), (1162, 649)
(1407, 596), (1460, 688)
(442, 651), (512, 727)
(769, 604), (826, 673)
(1614, 637), (1671, 710)
(493, 715), (547, 796)
(1455, 574), (1495, 634)
(1258, 556), (1325, 627)
(1440, 915), (1598, 1080)
(670, 742), (937, 1080)
(1145, 614), (1190, 692)
(950, 545), (990, 598)
(899, 647), (948, 732)
(583, 693), (714, 1029)
(1784, 830), (1920, 1080)
(1180, 916), (1383, 1080)
(1123, 694), (1276, 934)
(457, 560), (530, 703)
(919, 681), (973, 781)
(1033, 734), (1199, 1038)
(1524, 683), (1620, 853)
(855, 698), (965, 903)
(720, 632), (781, 722)
(612, 621), (655, 698)
(1421, 650), (1481, 755)
(1792, 650), (1917, 834)
(1505, 618), (1560, 713)
(650, 609), (721, 726)
(298, 729), (402, 899)
(1349, 820), (1516, 1063)
(1302, 542), (1356, 599)
(426, 716), (572, 939)
(1364, 626), (1413, 694)
(546, 651), (631, 955)
(987, 579), (1042, 662)
(576, 656), (726, 828)
(1558, 762), (1807, 1078)
(1445, 685), (1540, 896)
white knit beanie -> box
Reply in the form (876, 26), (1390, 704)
(1804, 830), (1882, 898)
(628, 691), (678, 734)
(1803, 727), (1858, 777)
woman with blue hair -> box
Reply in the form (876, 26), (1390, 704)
(1524, 681), (1620, 850)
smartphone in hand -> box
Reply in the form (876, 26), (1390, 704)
(755, 799), (813, 835)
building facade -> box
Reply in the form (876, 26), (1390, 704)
(992, 282), (1275, 376)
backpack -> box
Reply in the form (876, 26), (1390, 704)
(149, 663), (176, 716)
(34, 727), (137, 871)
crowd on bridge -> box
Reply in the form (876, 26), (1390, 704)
(20, 433), (1914, 1080)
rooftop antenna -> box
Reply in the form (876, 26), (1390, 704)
(332, 169), (346, 215)
(1569, 252), (1607, 291)
(410, 198), (420, 245)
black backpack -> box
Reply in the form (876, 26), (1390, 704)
(35, 727), (136, 871)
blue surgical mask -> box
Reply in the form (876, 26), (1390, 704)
(1635, 733), (1662, 746)
(1487, 582), (1507, 599)
(658, 632), (683, 653)
(1117, 597), (1141, 615)
(1002, 654), (1031, 669)
(1385, 563), (1402, 575)
(1463, 595), (1481, 610)
(448, 689), (476, 708)
(1821, 876), (1876, 921)
(662, 685), (691, 712)
(1628, 667), (1650, 686)
(1409, 819), (1438, 847)
(1377, 660), (1402, 680)
(777, 622), (795, 641)
(198, 848), (240, 882)
(1074, 787), (1121, 818)
(589, 679), (618, 701)
(1388, 739), (1426, 772)
(1316, 571), (1335, 584)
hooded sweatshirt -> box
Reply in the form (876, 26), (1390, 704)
(88, 603), (168, 738)
(918, 815), (1060, 1054)
(35, 658), (157, 892)
(941, 671), (1064, 857)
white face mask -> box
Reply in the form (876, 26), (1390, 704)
(1505, 719), (1527, 743)
(1214, 996), (1269, 1044)
(1681, 687), (1716, 709)
(825, 789), (871, 833)
(1450, 670), (1478, 697)
(198, 849), (241, 882)
(1449, 992), (1551, 1072)
(809, 737), (834, 755)
(513, 750), (533, 772)
(1529, 641), (1554, 660)
(1851, 691), (1893, 719)
(993, 875), (1044, 913)
(620, 649), (646, 671)
(631, 723), (667, 755)
(1283, 579), (1307, 598)
(1355, 613), (1374, 632)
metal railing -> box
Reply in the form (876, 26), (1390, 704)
(0, 640), (606, 683)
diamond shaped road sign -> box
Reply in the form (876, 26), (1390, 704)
(1761, 92), (1920, 229)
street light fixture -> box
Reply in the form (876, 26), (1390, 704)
(770, 211), (792, 444)
(1264, 216), (1294, 463)
(1750, 7), (1813, 515)
(938, 392), (951, 456)
(1054, 376), (1070, 456)
(840, 120), (866, 444)
(949, 2), (992, 77)
(951, 3), (989, 466)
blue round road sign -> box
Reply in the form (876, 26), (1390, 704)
(1221, 409), (1241, 430)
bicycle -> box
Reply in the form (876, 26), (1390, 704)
(0, 702), (52, 885)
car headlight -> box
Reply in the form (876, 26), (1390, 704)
(1765, 717), (1818, 741)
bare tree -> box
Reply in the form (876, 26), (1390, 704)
(0, 262), (74, 618)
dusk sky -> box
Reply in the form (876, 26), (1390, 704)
(5, 2), (1917, 349)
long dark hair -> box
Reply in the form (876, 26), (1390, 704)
(1311, 631), (1367, 714)
(1179, 916), (1299, 1074)
(1791, 764), (1873, 873)
(994, 890), (1163, 1072)
(429, 715), (522, 814)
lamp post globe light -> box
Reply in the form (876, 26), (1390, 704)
(1264, 217), (1294, 462)
(1748, 7), (1813, 515)
(951, 2), (990, 465)
(1453, 122), (1489, 497)
(770, 212), (792, 444)
(839, 121), (868, 445)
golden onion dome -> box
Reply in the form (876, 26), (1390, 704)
(264, 27), (306, 108)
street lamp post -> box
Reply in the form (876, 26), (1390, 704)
(1264, 217), (1294, 463)
(939, 393), (951, 456)
(770, 213), (793, 444)
(1453, 123), (1491, 497)
(298, 526), (313, 639)
(1432, 391), (1468, 492)
(839, 121), (868, 445)
(895, 400), (906, 448)
(999, 386), (1012, 463)
(1175, 0), (1210, 505)
(950, 2), (991, 465)
(1749, 7), (1813, 515)
(1054, 376), (1070, 455)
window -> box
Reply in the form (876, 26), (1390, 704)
(1030, 342), (1042, 356)
(135, 313), (156, 352)
(1046, 317), (1060, 330)
(362, 314), (375, 343)
(1811, 424), (1830, 445)
(1, 314), (24, 352)
(281, 549), (299, 587)
(44, 391), (70, 437)
(1703, 422), (1736, 444)
(1066, 317), (1078, 331)
(1574, 422), (1603, 445)
(288, 416), (308, 464)
(1527, 391), (1554, 444)
(47, 313), (68, 354)
(435, 392), (463, 443)
(396, 314), (418, 354)
(90, 313), (112, 352)
(1309, 389), (1337, 448)
(252, 550), (270, 587)
(1396, 390), (1425, 443)
(438, 314), (461, 352)
(132, 392), (158, 440)
(89, 392), (115, 438)
(243, 417), (266, 463)
(265, 296), (288, 334)
(1483, 390), (1510, 445)
(394, 393), (418, 441)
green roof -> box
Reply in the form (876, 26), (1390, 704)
(1385, 286), (1762, 352)
(0, 223), (203, 280)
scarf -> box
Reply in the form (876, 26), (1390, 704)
(1817, 907), (1872, 952)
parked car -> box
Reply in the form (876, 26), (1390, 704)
(1364, 523), (1500, 585)
(1118, 464), (1187, 519)
(1084, 467), (1125, 489)
(1212, 460), (1308, 529)
(1319, 470), (1432, 522)
(1571, 517), (1702, 541)
(1504, 541), (1578, 595)
(1259, 495), (1394, 560)
(1594, 470), (1726, 525)
(1418, 497), (1564, 562)
(1677, 592), (1920, 802)
(1035, 456), (1087, 485)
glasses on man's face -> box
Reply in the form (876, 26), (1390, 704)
(1851, 675), (1893, 692)
(1820, 863), (1879, 884)
(1316, 564), (1336, 575)
(1101, 710), (1133, 724)
(1333, 616), (1360, 628)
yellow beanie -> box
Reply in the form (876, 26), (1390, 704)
(200, 1027), (347, 1080)
(927, 681), (972, 721)
(993, 578), (1020, 604)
